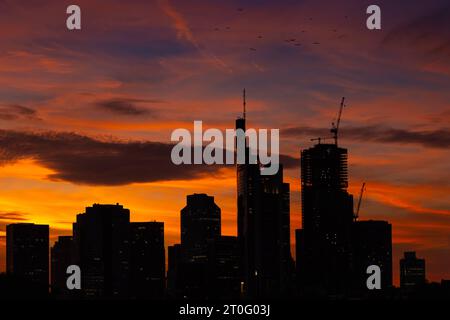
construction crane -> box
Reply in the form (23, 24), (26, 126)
(330, 97), (346, 146)
(310, 97), (346, 146)
(354, 182), (366, 221)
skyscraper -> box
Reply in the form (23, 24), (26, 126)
(170, 193), (221, 298)
(167, 244), (182, 298)
(51, 235), (76, 296)
(400, 251), (426, 290)
(258, 165), (293, 296)
(236, 91), (262, 297)
(73, 204), (130, 298)
(235, 90), (293, 297)
(237, 157), (262, 297)
(129, 222), (165, 299)
(351, 220), (392, 295)
(6, 223), (49, 294)
(180, 193), (221, 262)
(296, 143), (354, 297)
(206, 236), (241, 299)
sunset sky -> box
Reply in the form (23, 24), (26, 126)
(0, 0), (449, 285)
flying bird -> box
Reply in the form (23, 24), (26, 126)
(249, 47), (257, 51)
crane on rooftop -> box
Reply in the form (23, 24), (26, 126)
(330, 97), (346, 146)
(354, 182), (366, 221)
(309, 97), (346, 146)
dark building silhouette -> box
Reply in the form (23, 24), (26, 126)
(6, 223), (49, 295)
(176, 258), (209, 299)
(73, 204), (130, 298)
(258, 166), (293, 296)
(400, 251), (426, 290)
(236, 106), (261, 297)
(51, 236), (76, 296)
(181, 193), (221, 262)
(168, 237), (241, 300)
(404, 279), (450, 299)
(168, 245), (208, 299)
(167, 244), (182, 298)
(296, 143), (354, 297)
(129, 222), (165, 299)
(351, 220), (392, 295)
(235, 92), (293, 297)
(236, 147), (261, 297)
(49, 203), (167, 299)
(441, 280), (450, 298)
(168, 193), (243, 299)
(206, 236), (241, 299)
(171, 193), (221, 299)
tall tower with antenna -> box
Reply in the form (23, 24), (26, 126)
(235, 89), (292, 298)
(243, 88), (246, 120)
(236, 88), (246, 132)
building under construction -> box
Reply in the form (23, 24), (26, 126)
(296, 142), (354, 297)
(296, 98), (392, 298)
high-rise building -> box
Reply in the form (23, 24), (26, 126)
(167, 244), (182, 298)
(206, 236), (241, 299)
(351, 220), (392, 295)
(296, 143), (354, 297)
(51, 235), (76, 296)
(175, 193), (221, 298)
(180, 193), (221, 262)
(258, 165), (293, 296)
(236, 151), (261, 297)
(73, 204), (130, 298)
(236, 93), (262, 297)
(400, 251), (426, 290)
(6, 223), (49, 294)
(168, 236), (241, 300)
(129, 222), (165, 299)
(235, 91), (293, 297)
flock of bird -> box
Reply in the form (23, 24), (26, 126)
(210, 7), (350, 52)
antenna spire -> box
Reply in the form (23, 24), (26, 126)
(243, 88), (246, 120)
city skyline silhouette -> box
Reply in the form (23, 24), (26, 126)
(0, 0), (449, 292)
(2, 104), (449, 299)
